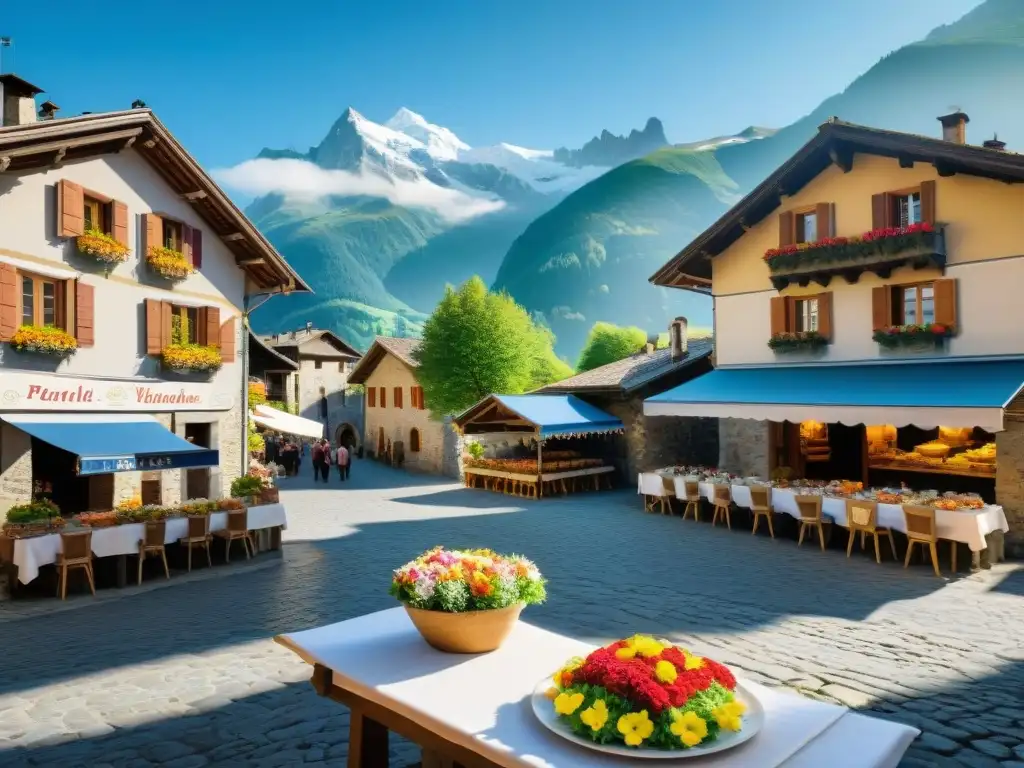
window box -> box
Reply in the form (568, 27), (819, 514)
(767, 331), (829, 353)
(764, 223), (945, 290)
(10, 324), (78, 357)
(77, 229), (130, 269)
(147, 246), (195, 281)
(161, 343), (222, 373)
(872, 324), (954, 349)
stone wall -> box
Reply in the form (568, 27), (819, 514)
(996, 416), (1024, 557)
(441, 417), (463, 479)
(718, 418), (771, 479)
(607, 398), (718, 479)
(0, 423), (32, 521)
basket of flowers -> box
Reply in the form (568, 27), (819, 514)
(146, 245), (195, 281)
(10, 325), (78, 358)
(77, 229), (130, 269)
(75, 511), (120, 528)
(161, 343), (222, 374)
(536, 635), (762, 756)
(2, 499), (65, 537)
(390, 547), (546, 653)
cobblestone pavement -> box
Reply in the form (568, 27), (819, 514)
(1, 461), (1023, 767)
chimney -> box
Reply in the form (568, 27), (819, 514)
(305, 321), (313, 334)
(669, 316), (688, 361)
(983, 134), (1007, 151)
(37, 100), (59, 121)
(937, 112), (969, 145)
(0, 74), (44, 127)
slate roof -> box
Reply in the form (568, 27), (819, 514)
(260, 328), (361, 358)
(346, 337), (421, 385)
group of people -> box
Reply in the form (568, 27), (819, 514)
(264, 436), (303, 476)
(311, 438), (352, 483)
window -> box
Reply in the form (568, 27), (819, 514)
(892, 192), (921, 228)
(170, 305), (200, 345)
(794, 298), (819, 333)
(379, 386), (386, 408)
(368, 387), (376, 408)
(163, 219), (182, 251)
(394, 386), (403, 409)
(795, 212), (817, 244)
(895, 283), (935, 325)
(83, 195), (111, 234)
(338, 361), (344, 373)
(409, 428), (421, 453)
(314, 360), (323, 370)
(20, 273), (62, 328)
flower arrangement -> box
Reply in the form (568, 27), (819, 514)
(75, 511), (119, 528)
(763, 222), (938, 273)
(390, 547), (545, 613)
(115, 495), (143, 514)
(161, 343), (223, 373)
(548, 635), (745, 751)
(230, 474), (265, 499)
(5, 498), (62, 524)
(216, 497), (245, 511)
(77, 229), (130, 266)
(767, 331), (829, 353)
(10, 325), (78, 357)
(873, 323), (954, 348)
(147, 245), (195, 280)
(248, 380), (268, 406)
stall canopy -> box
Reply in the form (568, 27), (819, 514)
(251, 404), (325, 439)
(455, 394), (623, 438)
(644, 359), (1024, 432)
(4, 413), (219, 475)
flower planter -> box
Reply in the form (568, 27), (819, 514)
(161, 344), (222, 375)
(767, 332), (829, 354)
(146, 246), (195, 282)
(258, 486), (280, 505)
(404, 603), (524, 654)
(9, 325), (78, 358)
(873, 324), (954, 349)
(77, 230), (130, 270)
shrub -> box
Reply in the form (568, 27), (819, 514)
(230, 475), (264, 498)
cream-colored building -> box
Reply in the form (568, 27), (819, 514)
(347, 337), (446, 474)
(0, 74), (306, 519)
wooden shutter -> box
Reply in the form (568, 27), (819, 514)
(145, 298), (163, 354)
(192, 228), (203, 268)
(205, 306), (221, 347)
(769, 296), (789, 336)
(75, 281), (95, 347)
(0, 263), (17, 340)
(933, 278), (957, 328)
(871, 194), (890, 230)
(219, 316), (236, 363)
(778, 211), (795, 247)
(871, 286), (893, 330)
(142, 213), (162, 253)
(368, 388), (376, 407)
(394, 386), (403, 409)
(181, 223), (193, 263)
(920, 180), (937, 225)
(380, 386), (386, 408)
(63, 278), (76, 333)
(87, 473), (114, 512)
(816, 292), (832, 340)
(815, 203), (833, 240)
(112, 201), (129, 247)
(58, 180), (85, 237)
(160, 301), (173, 349)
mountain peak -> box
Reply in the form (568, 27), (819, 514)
(384, 107), (469, 161)
(388, 106), (428, 127)
(553, 118), (669, 168)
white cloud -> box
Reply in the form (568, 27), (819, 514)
(213, 158), (505, 224)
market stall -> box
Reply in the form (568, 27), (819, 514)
(454, 394), (623, 497)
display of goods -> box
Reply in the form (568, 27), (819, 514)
(75, 511), (119, 528)
(915, 441), (951, 459)
(834, 480), (864, 496)
(874, 492), (907, 504)
(547, 635), (745, 750)
(932, 495), (985, 511)
(465, 457), (603, 474)
(962, 443), (996, 464)
(216, 497), (245, 511)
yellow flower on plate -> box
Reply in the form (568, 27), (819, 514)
(580, 699), (609, 732)
(684, 653), (705, 671)
(617, 711), (654, 746)
(554, 692), (584, 716)
(544, 687), (559, 701)
(617, 634), (664, 660)
(655, 660), (678, 684)
(712, 700), (746, 732)
(670, 710), (708, 748)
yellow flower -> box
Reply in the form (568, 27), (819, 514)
(617, 711), (654, 747)
(615, 646), (637, 660)
(712, 700), (746, 732)
(684, 654), (705, 671)
(554, 692), (584, 716)
(618, 635), (664, 660)
(670, 710), (709, 748)
(552, 659), (582, 686)
(655, 660), (678, 684)
(544, 687), (559, 701)
(580, 699), (609, 732)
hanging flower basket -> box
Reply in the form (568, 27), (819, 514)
(161, 343), (222, 373)
(767, 331), (829, 353)
(9, 325), (78, 357)
(77, 229), (130, 268)
(147, 246), (195, 281)
(873, 324), (954, 349)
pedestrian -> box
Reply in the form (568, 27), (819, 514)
(265, 435), (278, 465)
(336, 443), (349, 481)
(320, 439), (332, 483)
(311, 439), (325, 481)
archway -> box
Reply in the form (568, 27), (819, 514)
(335, 422), (359, 451)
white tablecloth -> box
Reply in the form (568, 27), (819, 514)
(637, 472), (671, 497)
(279, 608), (918, 768)
(12, 503), (287, 584)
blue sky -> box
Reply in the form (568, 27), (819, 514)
(3, 0), (981, 169)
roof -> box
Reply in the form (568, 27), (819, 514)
(347, 336), (421, 385)
(260, 328), (361, 359)
(248, 331), (299, 371)
(0, 74), (44, 96)
(455, 393), (624, 439)
(0, 109), (308, 293)
(651, 118), (1024, 290)
(536, 339), (713, 395)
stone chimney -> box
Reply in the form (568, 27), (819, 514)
(669, 316), (688, 361)
(0, 74), (44, 127)
(937, 112), (969, 145)
(983, 134), (1007, 151)
(37, 100), (59, 121)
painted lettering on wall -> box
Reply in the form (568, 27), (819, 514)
(134, 387), (203, 406)
(0, 373), (234, 412)
(26, 384), (95, 403)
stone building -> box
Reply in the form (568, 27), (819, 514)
(251, 326), (363, 449)
(0, 75), (306, 519)
(536, 319), (716, 479)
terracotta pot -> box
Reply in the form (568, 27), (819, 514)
(404, 603), (524, 654)
(258, 486), (280, 504)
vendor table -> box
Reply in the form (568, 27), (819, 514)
(467, 466), (614, 498)
(8, 502), (287, 585)
(276, 607), (919, 768)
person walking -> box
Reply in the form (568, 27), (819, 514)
(311, 439), (325, 481)
(319, 439), (332, 483)
(336, 443), (350, 481)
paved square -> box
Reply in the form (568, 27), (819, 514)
(1, 460), (1023, 767)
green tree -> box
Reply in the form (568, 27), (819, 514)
(414, 276), (572, 416)
(576, 322), (648, 372)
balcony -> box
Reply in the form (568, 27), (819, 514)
(765, 224), (946, 290)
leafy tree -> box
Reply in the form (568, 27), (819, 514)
(576, 322), (648, 372)
(414, 276), (572, 416)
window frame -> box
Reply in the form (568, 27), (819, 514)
(793, 297), (819, 333)
(168, 304), (200, 345)
(887, 186), (922, 228)
(82, 194), (113, 235)
(163, 219), (183, 251)
(892, 281), (936, 326)
(314, 360), (323, 370)
(19, 271), (65, 329)
(794, 210), (818, 244)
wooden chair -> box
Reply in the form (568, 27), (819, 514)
(902, 505), (943, 577)
(795, 495), (828, 551)
(845, 499), (897, 564)
(179, 515), (213, 572)
(681, 480), (701, 521)
(138, 519), (170, 584)
(749, 485), (775, 538)
(56, 530), (95, 600)
(214, 509), (253, 562)
(639, 473), (670, 514)
(711, 484), (732, 530)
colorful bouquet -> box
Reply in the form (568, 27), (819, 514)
(146, 246), (195, 280)
(873, 323), (953, 348)
(77, 229), (130, 266)
(390, 547), (546, 613)
(10, 325), (78, 357)
(161, 343), (223, 372)
(767, 331), (829, 353)
(763, 222), (937, 271)
(548, 635), (745, 751)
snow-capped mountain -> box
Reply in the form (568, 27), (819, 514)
(384, 107), (469, 161)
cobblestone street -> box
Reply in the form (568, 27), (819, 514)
(1, 460), (1023, 767)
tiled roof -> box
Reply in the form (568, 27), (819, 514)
(375, 336), (422, 368)
(346, 336), (422, 385)
(260, 329), (360, 358)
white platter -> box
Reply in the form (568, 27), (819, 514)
(531, 677), (765, 759)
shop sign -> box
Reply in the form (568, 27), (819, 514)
(0, 373), (234, 412)
(78, 450), (219, 476)
(79, 456), (138, 475)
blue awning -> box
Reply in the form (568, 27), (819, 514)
(456, 394), (623, 438)
(4, 414), (220, 475)
(644, 360), (1024, 432)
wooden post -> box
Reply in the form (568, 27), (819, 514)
(536, 433), (543, 498)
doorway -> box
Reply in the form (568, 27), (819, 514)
(377, 426), (385, 457)
(185, 422), (212, 500)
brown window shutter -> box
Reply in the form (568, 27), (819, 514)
(145, 298), (163, 354)
(871, 286), (893, 330)
(181, 223), (193, 263)
(112, 201), (129, 247)
(778, 211), (795, 247)
(142, 213), (163, 253)
(205, 306), (221, 347)
(75, 281), (95, 347)
(62, 278), (75, 332)
(160, 300), (173, 349)
(368, 388), (376, 407)
(380, 386), (386, 408)
(815, 203), (833, 239)
(816, 293), (833, 340)
(871, 193), (891, 230)
(394, 386), (402, 409)
(769, 296), (788, 336)
(58, 180), (85, 237)
(0, 263), (18, 340)
(219, 316), (236, 363)
(933, 278), (957, 328)
(920, 180), (937, 225)
(192, 228), (203, 268)
(419, 387), (426, 410)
